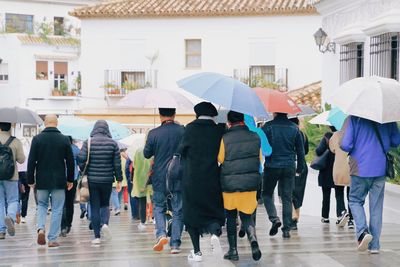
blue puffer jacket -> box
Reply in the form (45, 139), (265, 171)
(78, 120), (122, 184)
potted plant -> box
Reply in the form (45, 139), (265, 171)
(52, 89), (61, 96)
(59, 81), (68, 96)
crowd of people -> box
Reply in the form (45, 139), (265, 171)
(0, 102), (399, 262)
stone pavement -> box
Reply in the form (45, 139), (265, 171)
(1, 170), (400, 267)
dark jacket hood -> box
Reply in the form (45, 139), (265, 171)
(90, 120), (112, 138)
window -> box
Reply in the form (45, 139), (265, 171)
(250, 65), (275, 85)
(370, 33), (400, 81)
(121, 71), (146, 90)
(5, 13), (33, 33)
(340, 43), (364, 84)
(36, 61), (48, 80)
(54, 17), (64, 36)
(0, 63), (9, 83)
(54, 62), (68, 90)
(23, 125), (37, 137)
(185, 39), (201, 68)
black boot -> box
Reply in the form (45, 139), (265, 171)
(224, 235), (239, 261)
(246, 226), (262, 261)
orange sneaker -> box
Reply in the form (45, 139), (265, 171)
(153, 236), (168, 252)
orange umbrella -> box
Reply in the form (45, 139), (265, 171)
(253, 88), (301, 114)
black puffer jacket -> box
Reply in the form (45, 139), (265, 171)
(220, 125), (261, 193)
(78, 120), (122, 184)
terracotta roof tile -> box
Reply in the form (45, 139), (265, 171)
(287, 81), (321, 112)
(70, 0), (317, 18)
(17, 35), (80, 47)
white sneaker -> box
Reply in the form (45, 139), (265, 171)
(188, 250), (203, 262)
(21, 217), (26, 224)
(211, 234), (222, 254)
(369, 249), (380, 254)
(138, 223), (147, 231)
(101, 224), (112, 241)
(91, 238), (101, 245)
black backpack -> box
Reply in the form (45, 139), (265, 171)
(0, 137), (15, 180)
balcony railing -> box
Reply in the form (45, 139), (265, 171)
(233, 67), (288, 91)
(104, 69), (158, 97)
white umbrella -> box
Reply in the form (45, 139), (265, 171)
(0, 107), (43, 125)
(327, 76), (400, 123)
(119, 134), (146, 160)
(117, 88), (193, 109)
(309, 111), (332, 126)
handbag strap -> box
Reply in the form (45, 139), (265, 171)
(82, 137), (91, 175)
(371, 122), (386, 155)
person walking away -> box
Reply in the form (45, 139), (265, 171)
(126, 157), (139, 220)
(289, 117), (309, 230)
(27, 115), (74, 247)
(17, 144), (29, 224)
(316, 126), (349, 226)
(219, 111), (262, 262)
(61, 137), (80, 236)
(0, 122), (25, 239)
(180, 102), (225, 262)
(78, 120), (122, 245)
(110, 148), (128, 216)
(132, 146), (152, 231)
(261, 113), (305, 239)
(341, 116), (400, 253)
(144, 108), (185, 253)
(329, 130), (354, 228)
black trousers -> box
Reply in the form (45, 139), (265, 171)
(226, 209), (254, 237)
(89, 182), (112, 238)
(135, 196), (147, 224)
(321, 186), (345, 218)
(18, 172), (30, 218)
(61, 180), (77, 229)
(346, 187), (353, 220)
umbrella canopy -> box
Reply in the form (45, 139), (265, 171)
(327, 107), (347, 130)
(119, 134), (146, 160)
(177, 72), (269, 119)
(290, 105), (317, 118)
(253, 88), (301, 115)
(328, 76), (400, 123)
(0, 107), (43, 125)
(58, 117), (131, 140)
(309, 111), (332, 126)
(117, 88), (194, 109)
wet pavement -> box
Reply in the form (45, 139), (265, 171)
(1, 169), (400, 267)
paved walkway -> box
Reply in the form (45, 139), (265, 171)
(1, 170), (400, 267)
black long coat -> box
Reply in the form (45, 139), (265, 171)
(180, 119), (225, 230)
(316, 132), (335, 188)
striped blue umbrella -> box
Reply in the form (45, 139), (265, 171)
(177, 72), (270, 119)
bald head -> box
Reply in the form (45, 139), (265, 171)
(44, 114), (58, 128)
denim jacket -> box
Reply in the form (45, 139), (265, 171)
(262, 114), (305, 173)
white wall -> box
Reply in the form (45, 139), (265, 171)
(317, 0), (400, 103)
(80, 15), (322, 108)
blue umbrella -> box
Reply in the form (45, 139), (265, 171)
(177, 72), (270, 119)
(327, 107), (347, 130)
(58, 117), (131, 140)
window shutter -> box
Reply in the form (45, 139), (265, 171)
(54, 62), (68, 75)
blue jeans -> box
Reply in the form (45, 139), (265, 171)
(349, 176), (385, 250)
(37, 189), (65, 242)
(152, 191), (183, 248)
(127, 179), (138, 218)
(0, 181), (19, 233)
(110, 188), (121, 211)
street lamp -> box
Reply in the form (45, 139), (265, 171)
(313, 28), (336, 53)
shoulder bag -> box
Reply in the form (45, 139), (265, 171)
(310, 137), (330, 171)
(372, 123), (395, 179)
(79, 138), (91, 202)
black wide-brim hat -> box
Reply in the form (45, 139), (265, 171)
(194, 102), (218, 117)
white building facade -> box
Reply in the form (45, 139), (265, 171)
(0, 0), (101, 118)
(315, 0), (400, 102)
(71, 0), (323, 111)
